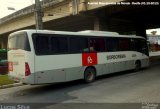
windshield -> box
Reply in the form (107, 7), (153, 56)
(8, 32), (31, 51)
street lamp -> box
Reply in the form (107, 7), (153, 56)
(7, 7), (16, 11)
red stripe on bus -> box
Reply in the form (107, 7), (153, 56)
(82, 53), (98, 66)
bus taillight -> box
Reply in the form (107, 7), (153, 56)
(25, 62), (31, 76)
(8, 62), (13, 72)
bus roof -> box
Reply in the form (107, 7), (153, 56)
(9, 29), (145, 39)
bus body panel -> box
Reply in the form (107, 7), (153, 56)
(35, 66), (84, 84)
(34, 54), (82, 83)
(8, 51), (35, 83)
(8, 50), (25, 80)
(33, 51), (149, 84)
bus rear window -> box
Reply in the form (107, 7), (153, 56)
(8, 32), (31, 51)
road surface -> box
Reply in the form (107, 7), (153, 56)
(0, 61), (160, 108)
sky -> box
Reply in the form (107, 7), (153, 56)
(0, 0), (34, 18)
(0, 0), (160, 35)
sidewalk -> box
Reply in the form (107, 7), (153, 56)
(0, 82), (23, 89)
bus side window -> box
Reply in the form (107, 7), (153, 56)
(89, 39), (95, 52)
(106, 38), (119, 52)
(33, 35), (50, 55)
(119, 38), (130, 51)
(79, 38), (89, 52)
(89, 38), (105, 52)
(130, 39), (135, 51)
(134, 39), (142, 52)
(69, 37), (89, 53)
(141, 40), (149, 56)
(51, 36), (68, 54)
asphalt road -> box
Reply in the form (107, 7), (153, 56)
(0, 61), (160, 109)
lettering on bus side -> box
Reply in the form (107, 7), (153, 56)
(106, 54), (126, 60)
(82, 53), (98, 66)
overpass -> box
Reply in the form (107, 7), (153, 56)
(0, 0), (160, 48)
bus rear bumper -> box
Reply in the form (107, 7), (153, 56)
(8, 73), (35, 84)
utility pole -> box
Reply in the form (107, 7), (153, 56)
(35, 0), (43, 30)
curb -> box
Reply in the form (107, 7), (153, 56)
(0, 82), (24, 89)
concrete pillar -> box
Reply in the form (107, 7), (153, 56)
(69, 0), (78, 15)
(0, 35), (8, 49)
(79, 0), (87, 12)
(94, 17), (100, 31)
(0, 41), (5, 48)
(70, 0), (87, 15)
(93, 17), (110, 31)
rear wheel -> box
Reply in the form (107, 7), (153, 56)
(84, 67), (96, 83)
(135, 61), (141, 72)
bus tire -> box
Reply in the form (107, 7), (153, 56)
(84, 67), (96, 83)
(134, 61), (141, 72)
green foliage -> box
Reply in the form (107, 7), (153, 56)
(0, 49), (7, 53)
(0, 75), (14, 86)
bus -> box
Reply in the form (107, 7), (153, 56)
(8, 30), (149, 84)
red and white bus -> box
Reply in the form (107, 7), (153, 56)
(8, 30), (149, 84)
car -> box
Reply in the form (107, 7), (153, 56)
(0, 64), (8, 75)
(0, 49), (8, 75)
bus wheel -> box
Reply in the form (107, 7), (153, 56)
(84, 67), (96, 83)
(135, 61), (141, 72)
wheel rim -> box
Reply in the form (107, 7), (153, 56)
(86, 71), (94, 81)
(135, 62), (140, 71)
